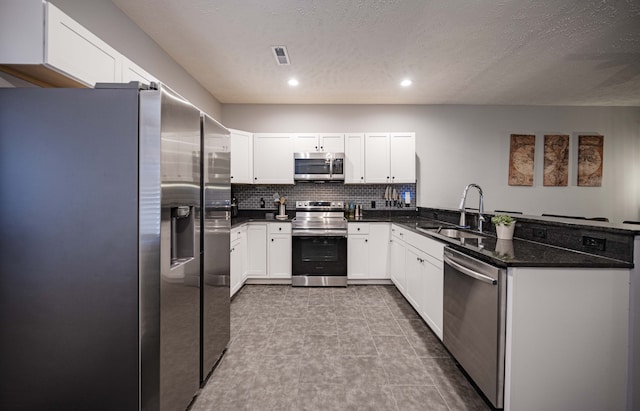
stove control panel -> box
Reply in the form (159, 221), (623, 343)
(296, 201), (344, 210)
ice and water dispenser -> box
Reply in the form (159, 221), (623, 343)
(170, 205), (194, 267)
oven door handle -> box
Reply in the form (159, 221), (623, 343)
(444, 254), (497, 285)
(292, 230), (347, 237)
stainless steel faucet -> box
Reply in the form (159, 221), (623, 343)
(458, 183), (485, 232)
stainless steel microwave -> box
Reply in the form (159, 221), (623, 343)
(294, 152), (345, 181)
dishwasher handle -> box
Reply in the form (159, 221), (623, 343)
(444, 254), (498, 285)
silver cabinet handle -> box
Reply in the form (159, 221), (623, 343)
(444, 254), (497, 285)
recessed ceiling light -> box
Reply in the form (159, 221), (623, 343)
(288, 78), (299, 86)
(400, 79), (412, 87)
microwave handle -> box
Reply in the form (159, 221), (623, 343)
(329, 155), (333, 178)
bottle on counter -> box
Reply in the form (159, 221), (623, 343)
(259, 197), (265, 208)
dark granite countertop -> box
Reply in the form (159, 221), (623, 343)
(394, 218), (632, 269)
(347, 215), (632, 269)
(233, 212), (632, 269)
(231, 216), (293, 227)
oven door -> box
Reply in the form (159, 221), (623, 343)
(292, 235), (347, 276)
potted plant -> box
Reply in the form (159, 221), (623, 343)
(492, 214), (516, 240)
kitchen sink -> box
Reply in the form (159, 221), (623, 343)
(417, 227), (486, 239)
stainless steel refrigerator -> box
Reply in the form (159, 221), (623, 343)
(0, 83), (230, 410)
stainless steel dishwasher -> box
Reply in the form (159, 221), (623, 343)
(443, 247), (507, 409)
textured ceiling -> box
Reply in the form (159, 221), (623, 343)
(112, 0), (640, 105)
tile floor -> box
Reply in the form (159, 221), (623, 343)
(191, 285), (491, 411)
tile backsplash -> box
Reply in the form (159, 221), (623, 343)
(233, 183), (416, 210)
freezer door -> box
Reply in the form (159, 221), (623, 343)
(141, 85), (202, 411)
(201, 114), (231, 380)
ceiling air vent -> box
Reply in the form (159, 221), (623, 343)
(272, 46), (291, 65)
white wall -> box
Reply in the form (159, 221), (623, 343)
(222, 104), (640, 223)
(50, 0), (222, 120)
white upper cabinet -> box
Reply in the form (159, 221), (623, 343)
(292, 133), (319, 152)
(46, 3), (122, 86)
(344, 133), (365, 184)
(121, 57), (157, 85)
(318, 133), (345, 152)
(0, 0), (156, 89)
(229, 129), (253, 184)
(293, 133), (344, 153)
(390, 132), (416, 183)
(253, 133), (294, 184)
(364, 133), (391, 183)
(364, 132), (415, 184)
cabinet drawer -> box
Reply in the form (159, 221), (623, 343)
(404, 230), (445, 261)
(269, 223), (291, 234)
(348, 223), (369, 234)
(390, 224), (410, 240)
(231, 226), (245, 241)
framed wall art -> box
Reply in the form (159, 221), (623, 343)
(508, 134), (535, 186)
(543, 134), (569, 186)
(577, 135), (603, 187)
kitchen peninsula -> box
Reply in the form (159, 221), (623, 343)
(231, 206), (637, 411)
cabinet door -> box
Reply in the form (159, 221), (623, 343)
(347, 235), (369, 279)
(364, 133), (390, 183)
(368, 223), (390, 279)
(404, 246), (423, 311)
(230, 129), (253, 184)
(121, 57), (156, 85)
(319, 134), (344, 152)
(390, 132), (415, 183)
(246, 224), (267, 278)
(230, 239), (242, 297)
(420, 255), (443, 340)
(46, 3), (122, 86)
(269, 234), (291, 278)
(390, 237), (406, 294)
(344, 133), (365, 184)
(292, 133), (319, 152)
(253, 134), (294, 184)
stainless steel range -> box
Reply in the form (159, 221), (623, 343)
(291, 201), (348, 287)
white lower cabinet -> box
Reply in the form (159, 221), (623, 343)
(246, 223), (267, 277)
(390, 224), (445, 340)
(418, 251), (444, 340)
(347, 223), (389, 279)
(232, 222), (290, 284)
(268, 223), (291, 278)
(230, 226), (247, 297)
(347, 235), (368, 278)
(404, 246), (424, 311)
(390, 231), (407, 293)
